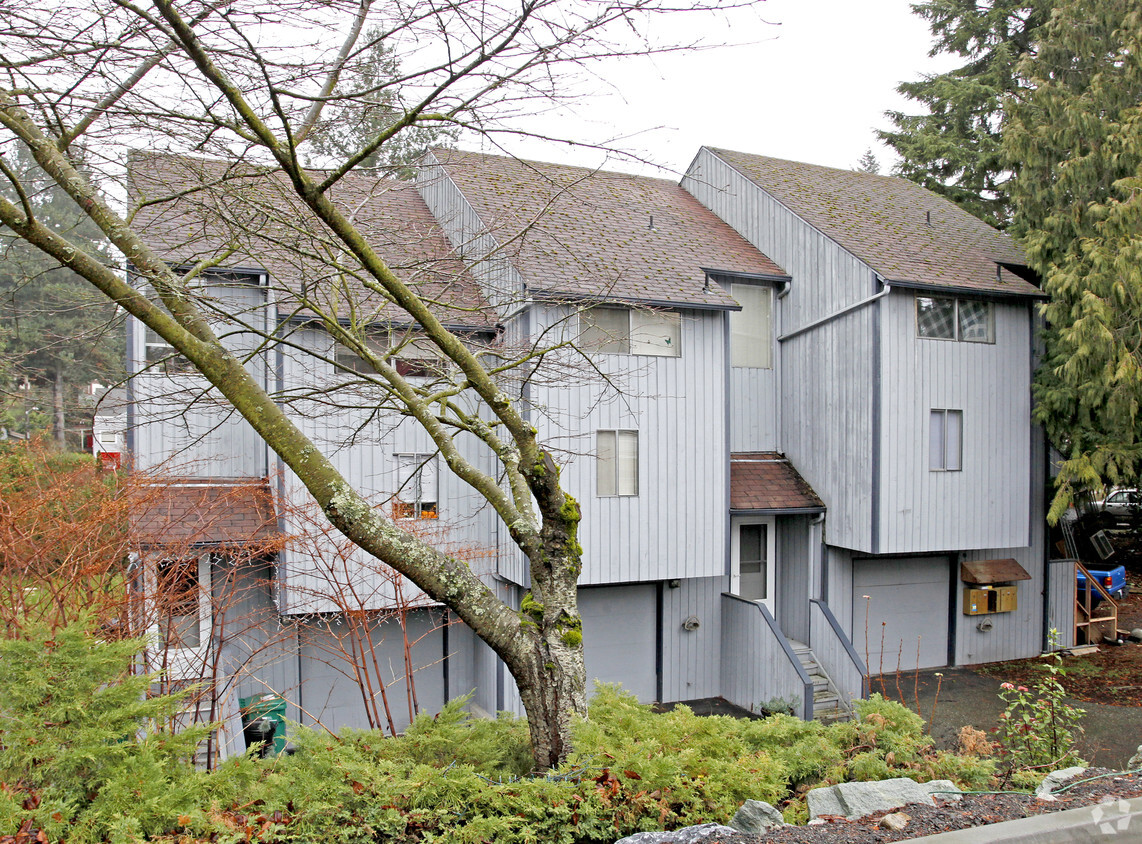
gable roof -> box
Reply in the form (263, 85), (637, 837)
(706, 148), (1042, 299)
(730, 453), (824, 513)
(130, 152), (493, 329)
(430, 150), (788, 310)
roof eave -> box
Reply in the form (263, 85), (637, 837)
(529, 289), (741, 312)
(729, 506), (826, 516)
(884, 278), (1048, 302)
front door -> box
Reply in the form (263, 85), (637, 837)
(732, 516), (776, 612)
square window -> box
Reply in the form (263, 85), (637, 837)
(630, 310), (681, 357)
(579, 307), (630, 354)
(958, 299), (994, 343)
(597, 430), (638, 496)
(929, 409), (963, 471)
(730, 283), (773, 368)
(394, 453), (438, 518)
(144, 327), (196, 374)
(916, 297), (956, 339)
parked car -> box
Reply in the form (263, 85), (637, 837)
(1097, 488), (1141, 528)
(1077, 564), (1129, 606)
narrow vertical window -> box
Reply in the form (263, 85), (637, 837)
(394, 454), (439, 518)
(596, 430), (638, 496)
(730, 283), (773, 368)
(930, 409), (963, 471)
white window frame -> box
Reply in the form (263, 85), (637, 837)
(731, 516), (776, 612)
(394, 453), (439, 518)
(335, 332), (448, 378)
(729, 283), (773, 369)
(148, 553), (212, 681)
(929, 409), (964, 472)
(915, 295), (995, 344)
(579, 307), (681, 357)
(596, 430), (639, 497)
(143, 325), (197, 374)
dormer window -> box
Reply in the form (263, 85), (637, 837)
(916, 296), (994, 343)
(579, 307), (681, 357)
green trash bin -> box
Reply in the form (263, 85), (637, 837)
(239, 693), (288, 754)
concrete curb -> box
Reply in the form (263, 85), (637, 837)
(908, 795), (1142, 842)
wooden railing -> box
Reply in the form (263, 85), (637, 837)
(1074, 560), (1118, 645)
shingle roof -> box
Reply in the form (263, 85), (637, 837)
(730, 453), (824, 512)
(130, 152), (493, 328)
(131, 480), (282, 549)
(430, 150), (787, 309)
(707, 148), (1042, 299)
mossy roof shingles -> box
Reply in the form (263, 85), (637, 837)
(130, 151), (492, 328)
(708, 148), (1042, 299)
(432, 150), (787, 309)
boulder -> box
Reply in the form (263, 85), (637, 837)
(922, 779), (963, 803)
(807, 777), (938, 820)
(879, 812), (910, 831)
(729, 799), (785, 833)
(614, 823), (743, 844)
(1128, 745), (1142, 770)
(1034, 766), (1087, 801)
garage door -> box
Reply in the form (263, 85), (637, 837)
(579, 585), (658, 702)
(852, 557), (950, 673)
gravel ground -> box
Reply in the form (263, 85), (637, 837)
(719, 770), (1142, 843)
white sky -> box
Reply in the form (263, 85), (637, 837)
(482, 0), (961, 178)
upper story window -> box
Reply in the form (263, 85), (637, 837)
(729, 283), (773, 369)
(916, 296), (994, 343)
(597, 430), (639, 496)
(144, 326), (196, 374)
(579, 307), (681, 357)
(394, 453), (438, 519)
(335, 332), (446, 378)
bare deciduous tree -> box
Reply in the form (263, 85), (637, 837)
(0, 0), (756, 768)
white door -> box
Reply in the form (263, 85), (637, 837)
(150, 553), (213, 681)
(732, 517), (776, 612)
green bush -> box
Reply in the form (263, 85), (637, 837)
(0, 617), (208, 844)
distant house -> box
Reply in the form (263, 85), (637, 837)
(125, 147), (1067, 754)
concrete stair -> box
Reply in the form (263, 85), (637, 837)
(790, 641), (852, 724)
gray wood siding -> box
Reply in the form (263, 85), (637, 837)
(527, 304), (727, 584)
(720, 594), (812, 718)
(780, 309), (876, 550)
(777, 516), (811, 643)
(809, 599), (866, 705)
(729, 365), (778, 452)
(660, 576), (724, 702)
(129, 281), (269, 477)
(1048, 559), (1076, 650)
(274, 327), (500, 613)
(296, 609), (446, 734)
(879, 292), (1033, 553)
(416, 155), (525, 316)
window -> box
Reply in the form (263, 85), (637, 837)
(394, 453), (438, 518)
(738, 523), (768, 600)
(335, 335), (385, 374)
(144, 326), (196, 374)
(156, 556), (209, 650)
(579, 307), (681, 357)
(729, 283), (773, 368)
(596, 430), (638, 496)
(916, 296), (994, 343)
(930, 409), (963, 471)
(335, 333), (446, 377)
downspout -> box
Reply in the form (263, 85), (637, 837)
(775, 281), (790, 454)
(808, 512), (825, 602)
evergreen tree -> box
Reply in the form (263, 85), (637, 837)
(0, 148), (121, 445)
(856, 148), (881, 174)
(1005, 0), (1142, 517)
(879, 0), (1051, 228)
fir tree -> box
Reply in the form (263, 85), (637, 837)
(879, 0), (1051, 228)
(856, 148), (881, 174)
(1005, 0), (1142, 517)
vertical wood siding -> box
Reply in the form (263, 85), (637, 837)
(1048, 559), (1076, 650)
(729, 366), (778, 451)
(416, 156), (525, 316)
(720, 593), (813, 718)
(777, 516), (811, 643)
(660, 577), (725, 701)
(879, 293), (1032, 553)
(683, 149), (876, 551)
(809, 599), (867, 704)
(130, 281), (269, 477)
(528, 304), (727, 584)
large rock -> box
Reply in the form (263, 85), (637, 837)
(1034, 766), (1087, 801)
(1128, 745), (1142, 770)
(614, 823), (744, 844)
(922, 780), (963, 803)
(729, 799), (785, 833)
(807, 777), (943, 820)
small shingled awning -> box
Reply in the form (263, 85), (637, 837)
(729, 452), (825, 514)
(131, 480), (281, 550)
(960, 558), (1032, 585)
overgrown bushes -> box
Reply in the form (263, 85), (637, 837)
(1, 618), (1009, 843)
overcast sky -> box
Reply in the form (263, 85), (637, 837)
(483, 0), (961, 178)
